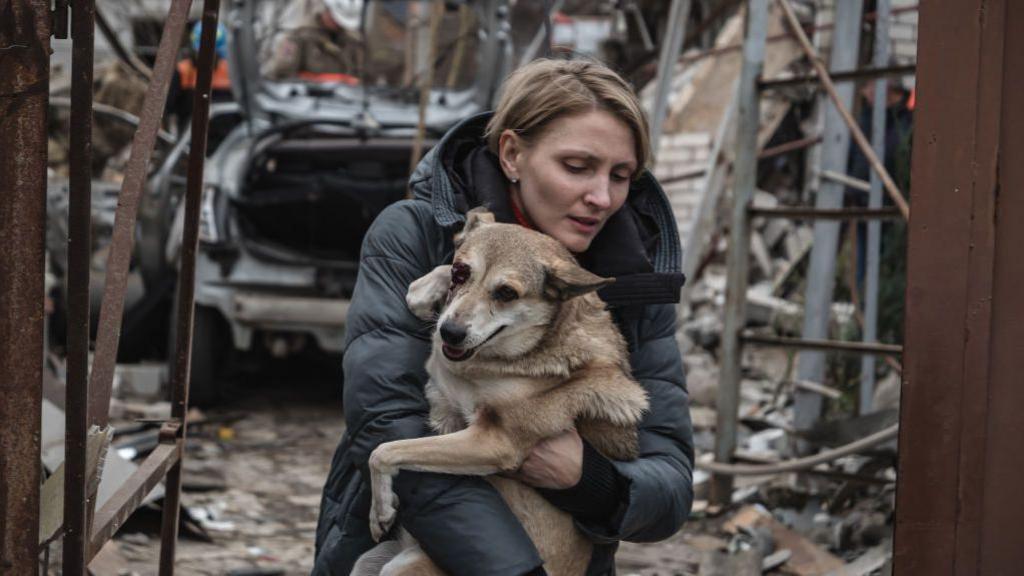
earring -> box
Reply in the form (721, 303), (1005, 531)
(510, 176), (518, 184)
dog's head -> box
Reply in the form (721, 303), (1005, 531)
(437, 208), (613, 363)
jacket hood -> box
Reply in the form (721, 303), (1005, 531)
(410, 112), (685, 305)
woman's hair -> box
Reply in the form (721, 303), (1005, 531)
(484, 58), (651, 175)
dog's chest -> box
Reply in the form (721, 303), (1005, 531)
(429, 363), (538, 425)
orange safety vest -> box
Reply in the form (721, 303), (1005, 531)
(177, 58), (232, 91)
(297, 71), (360, 85)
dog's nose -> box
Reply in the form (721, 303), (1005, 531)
(439, 321), (468, 346)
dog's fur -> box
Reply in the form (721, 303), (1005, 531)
(357, 209), (648, 576)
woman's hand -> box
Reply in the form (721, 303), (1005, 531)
(509, 429), (583, 490)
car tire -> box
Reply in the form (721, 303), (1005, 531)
(169, 300), (230, 406)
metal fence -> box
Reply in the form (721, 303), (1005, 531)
(0, 0), (220, 572)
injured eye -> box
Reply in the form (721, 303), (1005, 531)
(493, 285), (519, 302)
(451, 262), (471, 286)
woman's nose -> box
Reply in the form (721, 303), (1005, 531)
(584, 179), (612, 210)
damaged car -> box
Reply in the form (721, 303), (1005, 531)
(147, 0), (522, 403)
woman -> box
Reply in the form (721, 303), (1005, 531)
(312, 59), (694, 576)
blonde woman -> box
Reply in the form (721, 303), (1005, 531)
(313, 59), (694, 576)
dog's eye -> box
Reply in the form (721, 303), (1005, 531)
(493, 285), (519, 302)
(451, 262), (471, 286)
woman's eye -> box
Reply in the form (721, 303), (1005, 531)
(564, 162), (587, 174)
(493, 285), (519, 302)
(611, 173), (630, 183)
(451, 263), (471, 285)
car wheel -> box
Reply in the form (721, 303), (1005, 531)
(169, 300), (230, 406)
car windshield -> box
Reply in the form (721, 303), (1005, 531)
(252, 0), (484, 92)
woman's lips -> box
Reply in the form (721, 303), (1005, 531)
(568, 215), (600, 234)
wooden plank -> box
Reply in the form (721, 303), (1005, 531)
(977, 2), (1024, 571)
(892, 0), (1024, 574)
(39, 426), (111, 545)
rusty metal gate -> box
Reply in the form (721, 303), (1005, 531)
(1, 0), (220, 573)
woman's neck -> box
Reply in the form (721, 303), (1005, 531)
(507, 186), (535, 230)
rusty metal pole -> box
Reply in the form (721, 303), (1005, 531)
(0, 2), (50, 574)
(63, 0), (96, 573)
(159, 0), (221, 572)
(86, 0), (194, 429)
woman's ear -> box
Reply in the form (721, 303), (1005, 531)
(498, 129), (523, 182)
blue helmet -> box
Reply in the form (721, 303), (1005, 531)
(191, 21), (228, 60)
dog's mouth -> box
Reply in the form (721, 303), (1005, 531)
(441, 325), (506, 362)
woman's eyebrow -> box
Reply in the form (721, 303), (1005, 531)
(559, 149), (635, 170)
(558, 149), (599, 161)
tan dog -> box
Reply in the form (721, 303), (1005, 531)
(358, 209), (648, 576)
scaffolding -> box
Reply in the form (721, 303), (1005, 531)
(694, 0), (912, 503)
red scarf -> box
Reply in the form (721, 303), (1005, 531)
(509, 187), (534, 229)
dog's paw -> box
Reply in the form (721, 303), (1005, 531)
(406, 265), (451, 321)
(368, 452), (398, 542)
(369, 488), (398, 541)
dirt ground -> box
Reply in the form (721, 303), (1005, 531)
(96, 369), (709, 576)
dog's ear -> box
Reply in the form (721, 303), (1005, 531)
(544, 261), (614, 301)
(454, 208), (496, 248)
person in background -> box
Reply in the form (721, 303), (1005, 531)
(264, 0), (364, 83)
(167, 21), (233, 133)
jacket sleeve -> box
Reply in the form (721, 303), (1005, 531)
(340, 201), (544, 576)
(575, 303), (695, 543)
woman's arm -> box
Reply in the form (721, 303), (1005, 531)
(338, 201), (545, 576)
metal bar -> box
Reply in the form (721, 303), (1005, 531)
(748, 206), (902, 220)
(820, 169), (871, 192)
(63, 0), (96, 572)
(626, 3), (654, 51)
(712, 0), (768, 506)
(519, 0), (565, 68)
(0, 2), (50, 572)
(759, 134), (822, 160)
(649, 0), (691, 158)
(860, 0), (891, 415)
(791, 379), (842, 400)
(159, 0), (221, 571)
(48, 96), (177, 146)
(741, 333), (903, 356)
(759, 63), (915, 90)
(87, 0), (194, 429)
(777, 0), (909, 219)
(94, 4), (152, 80)
(87, 443), (181, 561)
(53, 0), (70, 39)
(791, 0), (863, 432)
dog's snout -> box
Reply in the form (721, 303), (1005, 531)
(440, 321), (468, 346)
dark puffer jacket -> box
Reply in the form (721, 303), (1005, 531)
(312, 113), (694, 576)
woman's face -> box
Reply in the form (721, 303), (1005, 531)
(499, 109), (637, 253)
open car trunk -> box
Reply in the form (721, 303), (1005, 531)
(234, 135), (414, 269)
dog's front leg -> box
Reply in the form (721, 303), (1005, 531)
(368, 423), (524, 540)
(406, 265), (451, 320)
